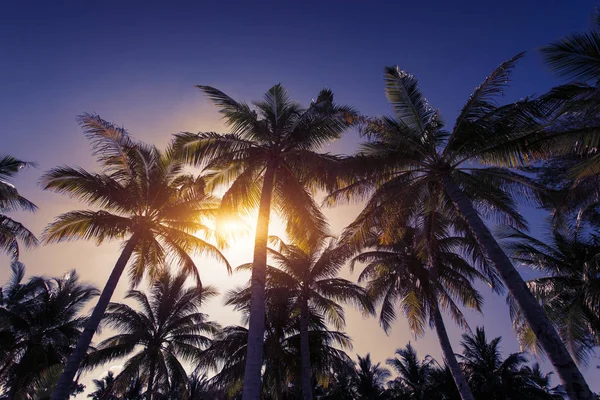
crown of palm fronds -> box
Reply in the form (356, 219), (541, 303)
(325, 55), (551, 262)
(83, 271), (220, 396)
(0, 264), (97, 397)
(173, 85), (357, 249)
(41, 113), (230, 287)
(199, 290), (353, 398)
(0, 155), (38, 260)
(500, 224), (600, 365)
(350, 217), (495, 336)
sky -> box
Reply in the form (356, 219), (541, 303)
(1, 0), (599, 396)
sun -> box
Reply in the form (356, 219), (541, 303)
(215, 216), (253, 245)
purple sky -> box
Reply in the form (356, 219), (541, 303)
(1, 1), (598, 396)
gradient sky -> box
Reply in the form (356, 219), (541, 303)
(1, 0), (599, 396)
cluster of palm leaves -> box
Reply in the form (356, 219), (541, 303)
(0, 263), (95, 399)
(0, 156), (37, 260)
(80, 316), (565, 400)
(1, 8), (600, 400)
(320, 332), (565, 400)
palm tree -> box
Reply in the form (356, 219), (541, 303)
(500, 225), (600, 365)
(459, 327), (562, 400)
(354, 353), (391, 399)
(250, 235), (372, 400)
(174, 84), (356, 399)
(0, 263), (98, 399)
(185, 373), (218, 400)
(426, 365), (461, 400)
(84, 271), (220, 400)
(21, 364), (85, 400)
(326, 57), (593, 398)
(525, 364), (565, 400)
(201, 286), (353, 399)
(539, 9), (600, 183)
(385, 344), (435, 400)
(318, 359), (358, 400)
(351, 220), (490, 400)
(43, 114), (229, 400)
(120, 375), (144, 400)
(87, 371), (118, 400)
(0, 155), (38, 260)
(89, 373), (144, 400)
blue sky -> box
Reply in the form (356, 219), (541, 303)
(1, 0), (598, 395)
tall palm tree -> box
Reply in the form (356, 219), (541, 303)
(201, 286), (353, 399)
(351, 221), (490, 400)
(326, 57), (593, 398)
(250, 235), (372, 400)
(174, 84), (356, 398)
(0, 155), (38, 260)
(0, 263), (98, 399)
(386, 343), (435, 400)
(354, 353), (391, 399)
(84, 271), (220, 400)
(500, 225), (600, 365)
(43, 114), (229, 400)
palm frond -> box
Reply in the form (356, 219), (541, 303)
(42, 210), (131, 245)
(383, 66), (436, 134)
(541, 31), (600, 82)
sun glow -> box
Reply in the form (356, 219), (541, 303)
(215, 215), (254, 246)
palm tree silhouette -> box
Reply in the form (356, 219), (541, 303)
(351, 222), (485, 400)
(174, 84), (356, 398)
(327, 56), (592, 398)
(44, 114), (229, 400)
(501, 224), (600, 365)
(0, 263), (97, 398)
(0, 155), (38, 260)
(84, 271), (220, 400)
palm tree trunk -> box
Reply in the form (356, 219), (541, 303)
(442, 176), (593, 400)
(300, 298), (313, 400)
(432, 306), (474, 400)
(51, 234), (140, 400)
(242, 163), (277, 400)
(147, 360), (156, 400)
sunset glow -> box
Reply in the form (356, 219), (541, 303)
(1, 2), (599, 399)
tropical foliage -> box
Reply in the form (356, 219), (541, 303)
(200, 284), (354, 399)
(84, 271), (219, 399)
(0, 263), (96, 398)
(0, 156), (38, 260)
(6, 10), (600, 400)
(41, 114), (229, 399)
(174, 84), (356, 399)
(324, 53), (592, 397)
(501, 224), (600, 365)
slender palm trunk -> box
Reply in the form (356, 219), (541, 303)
(51, 235), (140, 400)
(300, 297), (313, 400)
(147, 360), (155, 400)
(442, 176), (593, 400)
(242, 164), (277, 400)
(432, 306), (474, 400)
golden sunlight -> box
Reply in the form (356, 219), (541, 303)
(215, 215), (254, 246)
